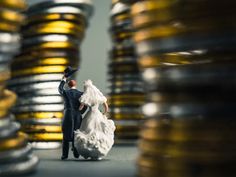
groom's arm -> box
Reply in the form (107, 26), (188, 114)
(80, 104), (87, 114)
(58, 77), (66, 96)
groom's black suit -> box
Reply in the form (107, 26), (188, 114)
(58, 80), (87, 158)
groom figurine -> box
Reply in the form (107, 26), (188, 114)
(58, 66), (87, 160)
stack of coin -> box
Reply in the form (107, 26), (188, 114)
(0, 0), (39, 175)
(108, 0), (145, 144)
(9, 0), (94, 149)
(130, 0), (236, 176)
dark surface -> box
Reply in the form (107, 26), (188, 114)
(28, 145), (138, 177)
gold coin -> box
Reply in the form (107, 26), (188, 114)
(140, 126), (236, 142)
(12, 65), (68, 77)
(0, 70), (10, 83)
(109, 94), (145, 100)
(138, 53), (193, 68)
(133, 24), (188, 42)
(0, 84), (5, 97)
(137, 154), (234, 175)
(15, 112), (63, 119)
(142, 118), (236, 130)
(139, 52), (236, 68)
(137, 154), (190, 170)
(28, 133), (63, 141)
(112, 31), (133, 41)
(139, 139), (236, 162)
(24, 21), (84, 38)
(115, 125), (140, 131)
(115, 131), (139, 138)
(17, 49), (79, 59)
(131, 0), (175, 16)
(0, 110), (8, 118)
(28, 13), (86, 27)
(12, 57), (78, 68)
(0, 132), (28, 151)
(0, 89), (17, 113)
(0, 8), (25, 24)
(22, 41), (78, 52)
(132, 6), (234, 29)
(112, 48), (134, 56)
(138, 164), (226, 177)
(0, 0), (27, 10)
(0, 21), (19, 32)
(22, 125), (62, 133)
(132, 10), (174, 28)
(108, 100), (144, 106)
(134, 18), (235, 42)
(108, 94), (144, 105)
(24, 27), (84, 38)
(110, 113), (144, 120)
(112, 12), (130, 23)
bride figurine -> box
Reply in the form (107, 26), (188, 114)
(74, 80), (115, 160)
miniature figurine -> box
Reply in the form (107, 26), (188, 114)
(74, 80), (116, 160)
(58, 66), (87, 160)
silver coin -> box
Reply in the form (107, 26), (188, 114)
(0, 33), (20, 53)
(40, 6), (88, 19)
(0, 116), (11, 129)
(12, 87), (60, 96)
(27, 0), (94, 18)
(110, 2), (129, 17)
(109, 107), (142, 114)
(141, 64), (236, 91)
(0, 53), (12, 63)
(17, 88), (61, 96)
(110, 18), (131, 28)
(0, 64), (10, 73)
(136, 32), (236, 56)
(15, 96), (63, 106)
(0, 154), (39, 176)
(9, 74), (63, 86)
(142, 102), (236, 119)
(31, 142), (61, 149)
(23, 34), (80, 47)
(10, 81), (60, 92)
(18, 118), (62, 126)
(0, 144), (32, 163)
(108, 80), (143, 87)
(0, 122), (20, 139)
(107, 86), (144, 94)
(12, 104), (64, 113)
(0, 33), (20, 44)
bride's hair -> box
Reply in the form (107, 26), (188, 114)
(80, 80), (107, 106)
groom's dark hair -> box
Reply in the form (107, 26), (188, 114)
(68, 80), (76, 88)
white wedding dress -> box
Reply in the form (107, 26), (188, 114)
(74, 80), (115, 160)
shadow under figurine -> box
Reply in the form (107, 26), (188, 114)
(58, 66), (87, 160)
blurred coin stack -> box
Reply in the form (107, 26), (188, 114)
(108, 0), (145, 144)
(131, 0), (236, 177)
(9, 0), (94, 149)
(0, 0), (38, 175)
